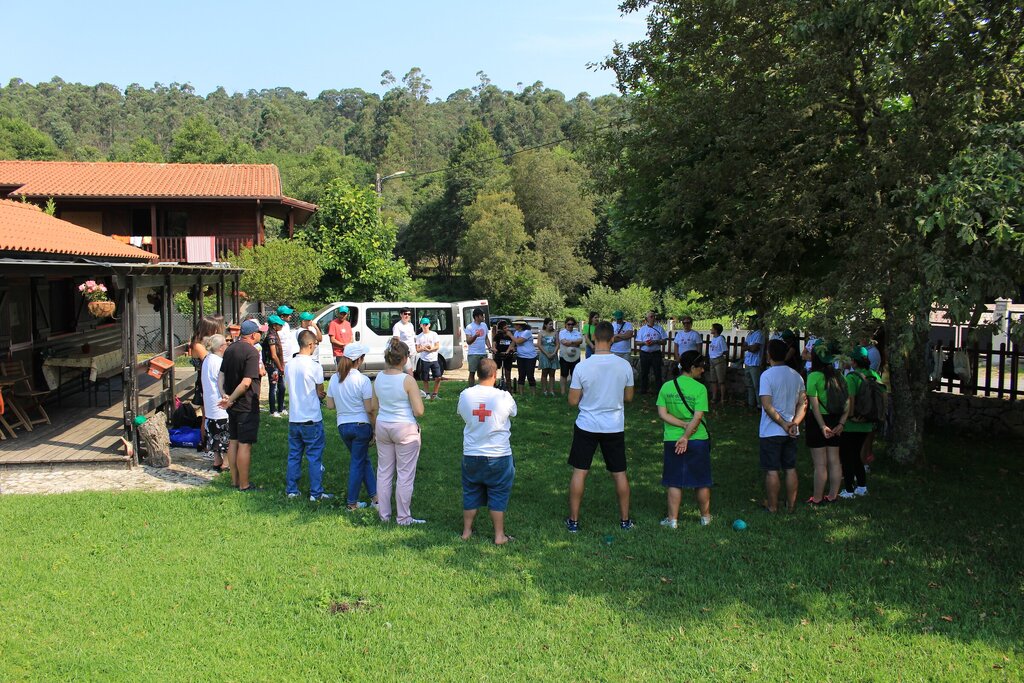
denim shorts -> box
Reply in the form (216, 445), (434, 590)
(662, 439), (713, 488)
(462, 455), (515, 511)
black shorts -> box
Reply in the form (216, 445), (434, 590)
(559, 357), (579, 378)
(806, 413), (841, 448)
(568, 425), (627, 473)
(759, 436), (797, 471)
(418, 359), (443, 381)
(494, 354), (515, 371)
(228, 410), (260, 444)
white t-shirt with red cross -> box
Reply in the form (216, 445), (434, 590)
(457, 384), (518, 457)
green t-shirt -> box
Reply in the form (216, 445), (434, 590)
(845, 369), (884, 433)
(806, 370), (845, 415)
(656, 375), (709, 441)
(582, 323), (595, 346)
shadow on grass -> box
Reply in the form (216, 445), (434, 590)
(215, 387), (1024, 651)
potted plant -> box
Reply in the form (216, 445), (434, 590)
(80, 280), (115, 318)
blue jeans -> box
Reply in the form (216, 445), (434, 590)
(268, 371), (285, 413)
(339, 422), (376, 504)
(287, 421), (326, 497)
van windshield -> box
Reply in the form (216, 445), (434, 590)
(462, 305), (489, 329)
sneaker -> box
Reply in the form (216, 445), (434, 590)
(659, 517), (678, 529)
(270, 411), (282, 418)
(199, 451), (215, 462)
(286, 492), (300, 499)
(280, 409), (288, 417)
(371, 500), (380, 509)
(854, 486), (868, 497)
(620, 518), (636, 530)
(565, 517), (580, 533)
(699, 516), (712, 526)
(431, 393), (439, 400)
(398, 517), (427, 525)
(309, 493), (335, 502)
(420, 390), (428, 399)
(346, 501), (369, 510)
(838, 490), (855, 499)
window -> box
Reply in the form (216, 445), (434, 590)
(0, 279), (32, 348)
(49, 279), (77, 335)
(415, 307), (452, 335)
(462, 305), (489, 329)
(165, 211), (188, 237)
(366, 308), (406, 336)
(318, 306), (359, 334)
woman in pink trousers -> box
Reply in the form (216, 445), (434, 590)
(372, 338), (427, 524)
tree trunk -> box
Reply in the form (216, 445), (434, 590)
(884, 303), (930, 466)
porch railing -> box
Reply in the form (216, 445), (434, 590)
(144, 236), (255, 263)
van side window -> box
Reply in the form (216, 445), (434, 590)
(367, 308), (404, 336)
(415, 308), (452, 335)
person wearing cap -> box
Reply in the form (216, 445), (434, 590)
(415, 317), (443, 400)
(297, 311), (323, 346)
(804, 341), (847, 504)
(609, 310), (634, 362)
(838, 346), (884, 499)
(218, 319), (263, 492)
(277, 305), (299, 368)
(392, 307), (417, 376)
(326, 342), (378, 510)
(264, 315), (286, 418)
(465, 308), (493, 388)
(328, 306), (353, 361)
(284, 329), (331, 501)
(637, 310), (667, 395)
(510, 319), (538, 397)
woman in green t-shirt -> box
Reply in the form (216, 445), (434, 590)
(804, 343), (847, 504)
(582, 311), (599, 358)
(655, 350), (713, 528)
(839, 347), (883, 499)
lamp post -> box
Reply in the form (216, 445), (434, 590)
(376, 169), (407, 210)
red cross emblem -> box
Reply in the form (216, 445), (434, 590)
(471, 403), (492, 422)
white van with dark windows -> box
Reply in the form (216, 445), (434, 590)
(314, 300), (489, 372)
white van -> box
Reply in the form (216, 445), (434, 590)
(314, 299), (489, 372)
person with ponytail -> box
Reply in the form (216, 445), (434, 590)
(326, 342), (378, 511)
(372, 338), (426, 524)
(804, 342), (847, 504)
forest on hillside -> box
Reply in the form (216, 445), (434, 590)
(0, 71), (659, 316)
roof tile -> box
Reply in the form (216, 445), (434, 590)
(0, 199), (154, 261)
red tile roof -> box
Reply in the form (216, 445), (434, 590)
(0, 199), (154, 261)
(0, 160), (284, 199)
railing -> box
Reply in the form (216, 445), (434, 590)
(932, 342), (1023, 400)
(144, 236), (254, 263)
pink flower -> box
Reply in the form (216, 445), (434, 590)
(85, 280), (97, 287)
(78, 283), (86, 292)
(98, 284), (108, 292)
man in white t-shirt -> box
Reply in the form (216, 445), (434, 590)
(758, 338), (807, 513)
(565, 321), (636, 533)
(284, 329), (330, 502)
(609, 310), (634, 362)
(464, 308), (492, 388)
(392, 307), (416, 376)
(742, 316), (765, 409)
(636, 310), (667, 395)
(277, 305), (299, 365)
(415, 317), (443, 400)
(457, 358), (518, 545)
(673, 315), (702, 361)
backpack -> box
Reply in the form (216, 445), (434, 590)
(824, 375), (849, 416)
(171, 402), (200, 429)
(852, 371), (886, 423)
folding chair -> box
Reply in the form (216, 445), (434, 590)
(0, 360), (51, 427)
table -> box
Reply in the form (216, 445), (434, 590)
(42, 348), (122, 391)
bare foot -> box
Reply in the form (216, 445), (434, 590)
(494, 535), (513, 545)
(461, 530), (473, 541)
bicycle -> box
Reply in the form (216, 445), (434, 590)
(137, 325), (183, 354)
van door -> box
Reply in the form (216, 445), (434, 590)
(362, 306), (406, 371)
(415, 305), (456, 370)
(314, 304), (360, 371)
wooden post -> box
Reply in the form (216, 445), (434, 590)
(163, 275), (174, 414)
(256, 200), (264, 245)
(287, 207), (295, 239)
(150, 204), (157, 248)
(124, 274), (140, 465)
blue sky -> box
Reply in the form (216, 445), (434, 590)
(1, 1), (649, 98)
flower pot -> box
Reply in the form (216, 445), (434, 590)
(147, 355), (175, 379)
(87, 301), (116, 318)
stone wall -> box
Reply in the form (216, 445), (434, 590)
(926, 392), (1024, 438)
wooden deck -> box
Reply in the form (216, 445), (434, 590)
(0, 369), (196, 467)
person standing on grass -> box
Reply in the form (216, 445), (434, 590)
(415, 317), (443, 400)
(264, 315), (286, 418)
(284, 330), (330, 501)
(326, 342), (377, 511)
(583, 311), (600, 359)
(557, 316), (583, 396)
(218, 319), (263, 492)
(742, 316), (766, 409)
(191, 315), (223, 453)
(804, 342), (847, 505)
(373, 338), (427, 525)
(673, 315), (702, 362)
(328, 306), (353, 362)
(492, 320), (516, 391)
(392, 307), (417, 377)
(277, 304), (298, 363)
(637, 310), (667, 395)
(657, 350), (713, 528)
(609, 310), (634, 363)
(464, 308), (492, 388)
(758, 338), (807, 513)
(511, 320), (538, 397)
(458, 358), (518, 545)
(565, 321), (636, 533)
(538, 318), (559, 397)
(707, 323), (728, 407)
(201, 333), (229, 472)
(296, 311), (322, 346)
(838, 346), (884, 499)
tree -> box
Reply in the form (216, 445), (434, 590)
(168, 114), (226, 163)
(0, 117), (59, 159)
(229, 239), (323, 305)
(607, 0), (1024, 463)
(299, 180), (412, 300)
(109, 137), (165, 162)
(580, 284), (657, 325)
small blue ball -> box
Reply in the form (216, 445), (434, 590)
(732, 519), (748, 531)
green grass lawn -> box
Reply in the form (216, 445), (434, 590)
(1, 382), (1022, 680)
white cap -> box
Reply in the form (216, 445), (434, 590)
(343, 342), (368, 360)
